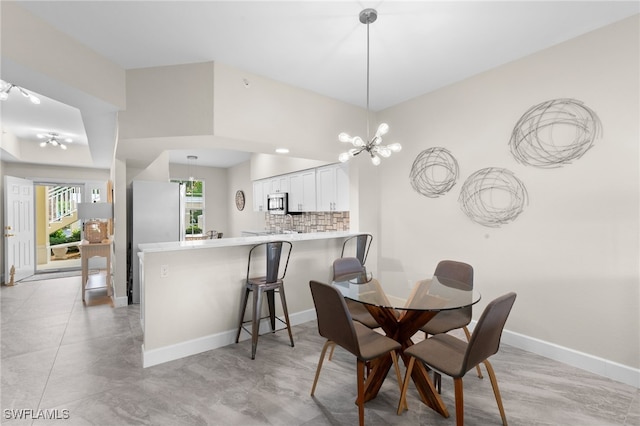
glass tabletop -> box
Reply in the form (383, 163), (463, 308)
(332, 271), (481, 312)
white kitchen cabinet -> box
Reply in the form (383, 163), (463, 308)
(267, 175), (289, 195)
(288, 170), (316, 212)
(252, 179), (266, 212)
(316, 163), (349, 212)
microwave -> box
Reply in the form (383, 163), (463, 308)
(267, 192), (288, 215)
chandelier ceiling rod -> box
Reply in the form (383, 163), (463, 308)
(364, 8), (373, 141)
(338, 8), (401, 166)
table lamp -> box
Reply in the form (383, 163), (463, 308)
(77, 202), (113, 243)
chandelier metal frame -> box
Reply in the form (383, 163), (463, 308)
(38, 132), (72, 150)
(338, 8), (401, 166)
(0, 81), (41, 104)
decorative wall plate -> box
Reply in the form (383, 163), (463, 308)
(235, 190), (245, 211)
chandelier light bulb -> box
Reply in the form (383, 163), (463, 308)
(388, 143), (402, 152)
(378, 147), (392, 158)
(371, 155), (381, 166)
(60, 144), (67, 150)
(352, 136), (365, 147)
(40, 141), (47, 147)
(0, 92), (8, 101)
(375, 123), (389, 137)
(30, 95), (41, 105)
(338, 152), (351, 163)
(338, 132), (353, 143)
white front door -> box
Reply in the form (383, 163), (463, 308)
(4, 176), (35, 282)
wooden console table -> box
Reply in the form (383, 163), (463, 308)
(79, 239), (112, 302)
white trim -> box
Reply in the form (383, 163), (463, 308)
(142, 309), (316, 368)
(113, 295), (128, 308)
(470, 321), (640, 388)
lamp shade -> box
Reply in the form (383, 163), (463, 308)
(77, 202), (113, 220)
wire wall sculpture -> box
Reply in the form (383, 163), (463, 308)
(509, 98), (602, 168)
(409, 147), (459, 198)
(458, 167), (528, 228)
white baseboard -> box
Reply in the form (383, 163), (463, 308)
(141, 312), (639, 389)
(112, 295), (128, 308)
(470, 321), (640, 388)
(142, 309), (317, 368)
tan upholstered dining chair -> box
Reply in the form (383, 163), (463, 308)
(332, 257), (379, 329)
(420, 260), (483, 382)
(398, 292), (517, 426)
(309, 280), (404, 426)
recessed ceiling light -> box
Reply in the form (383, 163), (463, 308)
(275, 148), (289, 154)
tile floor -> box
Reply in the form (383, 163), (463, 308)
(1, 275), (638, 425)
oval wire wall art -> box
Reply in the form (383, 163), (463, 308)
(458, 167), (529, 228)
(409, 147), (459, 198)
(509, 98), (602, 168)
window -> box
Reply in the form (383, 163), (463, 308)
(172, 179), (205, 236)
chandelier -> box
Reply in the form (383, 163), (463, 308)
(0, 80), (41, 104)
(338, 8), (401, 166)
(38, 132), (72, 150)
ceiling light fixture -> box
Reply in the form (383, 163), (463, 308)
(187, 155), (198, 181)
(338, 8), (401, 166)
(37, 132), (72, 150)
(0, 80), (41, 104)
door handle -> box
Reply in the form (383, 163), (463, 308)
(4, 233), (15, 237)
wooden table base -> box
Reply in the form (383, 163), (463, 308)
(361, 305), (450, 418)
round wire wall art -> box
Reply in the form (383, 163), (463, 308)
(458, 167), (528, 228)
(409, 147), (459, 198)
(509, 98), (601, 168)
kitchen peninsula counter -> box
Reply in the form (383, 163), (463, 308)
(138, 231), (359, 253)
(138, 231), (363, 367)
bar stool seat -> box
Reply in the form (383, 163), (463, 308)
(235, 241), (294, 359)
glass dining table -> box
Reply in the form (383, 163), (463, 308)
(332, 270), (481, 418)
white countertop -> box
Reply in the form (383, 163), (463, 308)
(137, 231), (361, 254)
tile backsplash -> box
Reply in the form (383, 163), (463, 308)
(264, 212), (349, 234)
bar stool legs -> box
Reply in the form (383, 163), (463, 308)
(236, 282), (294, 359)
(278, 285), (295, 348)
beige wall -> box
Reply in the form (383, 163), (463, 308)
(118, 62), (214, 140)
(375, 15), (639, 368)
(213, 62), (365, 163)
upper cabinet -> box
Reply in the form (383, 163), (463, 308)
(288, 170), (316, 212)
(253, 175), (290, 212)
(268, 175), (289, 194)
(252, 163), (348, 213)
(252, 180), (266, 212)
(316, 163), (349, 212)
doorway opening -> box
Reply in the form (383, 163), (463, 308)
(35, 183), (84, 274)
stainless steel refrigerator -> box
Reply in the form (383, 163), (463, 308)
(130, 180), (185, 304)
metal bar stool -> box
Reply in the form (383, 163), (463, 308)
(235, 240), (294, 359)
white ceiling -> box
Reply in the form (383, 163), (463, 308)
(2, 1), (638, 168)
